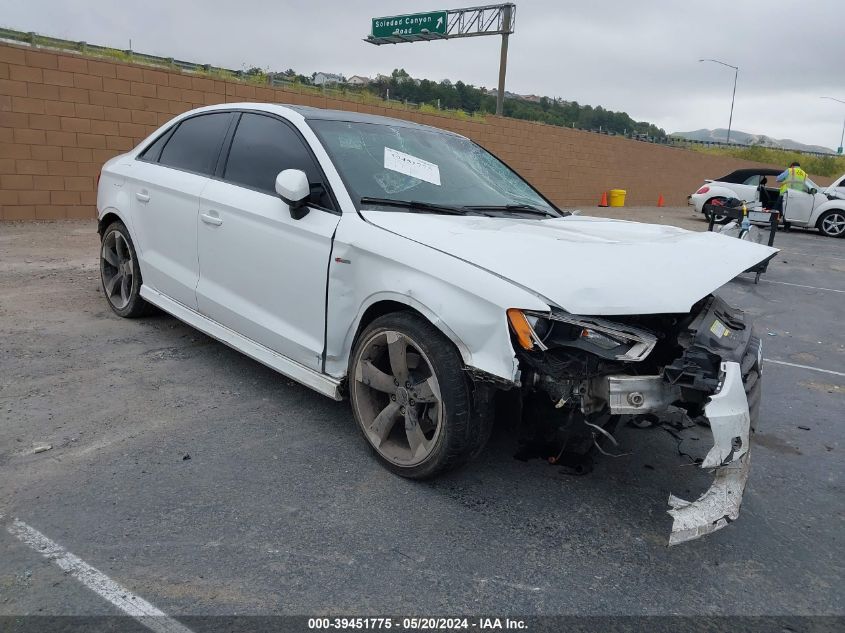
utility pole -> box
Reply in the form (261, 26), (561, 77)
(496, 4), (512, 116)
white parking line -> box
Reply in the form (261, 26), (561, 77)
(764, 358), (845, 378)
(761, 279), (845, 294)
(7, 518), (194, 633)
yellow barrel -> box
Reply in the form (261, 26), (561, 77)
(608, 189), (627, 207)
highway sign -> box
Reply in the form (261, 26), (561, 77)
(372, 11), (447, 38)
(366, 4), (515, 116)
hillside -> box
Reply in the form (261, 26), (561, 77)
(672, 128), (833, 154)
(365, 69), (668, 139)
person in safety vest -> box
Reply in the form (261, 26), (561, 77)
(772, 161), (808, 216)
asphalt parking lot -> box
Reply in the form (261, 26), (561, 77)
(1, 208), (843, 621)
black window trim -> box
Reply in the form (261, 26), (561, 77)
(135, 108), (339, 215)
(135, 111), (237, 179)
(217, 110), (339, 214)
(137, 125), (177, 163)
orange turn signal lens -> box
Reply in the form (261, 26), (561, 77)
(507, 309), (535, 350)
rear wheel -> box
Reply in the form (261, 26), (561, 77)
(705, 197), (729, 224)
(100, 221), (153, 318)
(349, 312), (481, 479)
(817, 209), (845, 238)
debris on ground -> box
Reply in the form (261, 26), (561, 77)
(182, 453), (191, 460)
(798, 426), (811, 431)
(32, 444), (52, 454)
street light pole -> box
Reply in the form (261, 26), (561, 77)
(699, 58), (739, 145)
(820, 96), (845, 155)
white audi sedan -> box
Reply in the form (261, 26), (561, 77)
(97, 103), (776, 544)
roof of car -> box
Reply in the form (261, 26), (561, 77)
(285, 104), (458, 134)
(715, 167), (784, 183)
(203, 102), (459, 136)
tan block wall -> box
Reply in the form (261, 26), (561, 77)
(0, 42), (825, 220)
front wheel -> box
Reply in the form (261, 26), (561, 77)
(349, 312), (482, 479)
(100, 221), (154, 317)
(817, 209), (845, 238)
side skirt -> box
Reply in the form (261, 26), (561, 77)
(140, 285), (343, 401)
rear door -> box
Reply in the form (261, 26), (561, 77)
(196, 112), (341, 370)
(130, 112), (234, 308)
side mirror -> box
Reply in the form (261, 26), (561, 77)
(275, 169), (310, 219)
(810, 188), (818, 195)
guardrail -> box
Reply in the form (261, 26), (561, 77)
(0, 27), (250, 78)
(670, 137), (834, 157)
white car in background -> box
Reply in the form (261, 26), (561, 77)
(779, 174), (845, 238)
(690, 169), (845, 237)
(689, 168), (784, 222)
(96, 103), (776, 544)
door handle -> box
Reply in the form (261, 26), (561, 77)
(200, 212), (223, 226)
(135, 192), (150, 203)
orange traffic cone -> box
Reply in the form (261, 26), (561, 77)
(657, 194), (665, 207)
(599, 191), (608, 207)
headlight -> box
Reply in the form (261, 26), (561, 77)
(579, 327), (625, 350)
(510, 309), (657, 362)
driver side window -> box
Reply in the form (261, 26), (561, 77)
(223, 113), (332, 208)
(742, 174), (761, 186)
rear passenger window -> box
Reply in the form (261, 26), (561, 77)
(224, 113), (326, 199)
(158, 113), (232, 175)
(139, 130), (171, 162)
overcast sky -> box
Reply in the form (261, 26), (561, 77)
(4, 0), (844, 149)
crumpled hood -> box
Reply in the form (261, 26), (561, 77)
(361, 211), (778, 315)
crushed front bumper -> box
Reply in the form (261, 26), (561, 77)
(667, 360), (751, 545)
(589, 296), (761, 545)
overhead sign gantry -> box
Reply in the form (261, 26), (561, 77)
(365, 4), (516, 116)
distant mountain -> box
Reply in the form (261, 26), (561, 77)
(671, 128), (833, 154)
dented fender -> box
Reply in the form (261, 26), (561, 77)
(322, 214), (549, 382)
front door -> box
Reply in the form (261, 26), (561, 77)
(196, 112), (341, 370)
(782, 189), (816, 225)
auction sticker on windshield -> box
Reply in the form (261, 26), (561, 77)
(384, 147), (441, 185)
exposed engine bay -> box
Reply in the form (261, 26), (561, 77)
(504, 295), (762, 545)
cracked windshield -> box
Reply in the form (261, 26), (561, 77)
(309, 120), (559, 214)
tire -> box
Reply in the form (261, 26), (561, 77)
(99, 221), (154, 318)
(704, 197), (729, 224)
(816, 209), (845, 238)
(348, 311), (481, 479)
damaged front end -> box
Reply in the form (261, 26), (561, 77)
(508, 295), (762, 545)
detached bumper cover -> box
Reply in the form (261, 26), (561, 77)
(667, 361), (751, 545)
